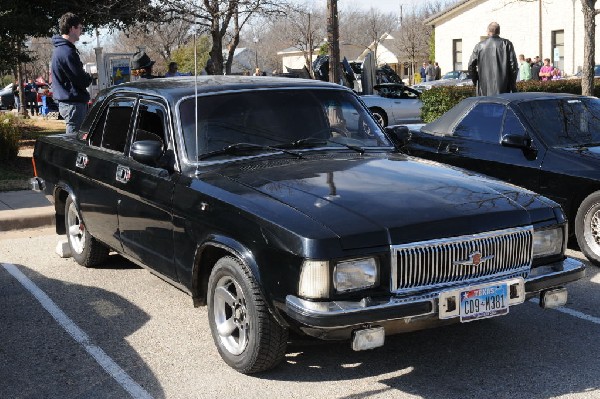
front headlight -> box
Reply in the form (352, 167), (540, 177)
(334, 257), (378, 293)
(533, 227), (564, 258)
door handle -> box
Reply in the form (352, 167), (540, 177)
(116, 165), (131, 183)
(446, 144), (459, 153)
(75, 153), (88, 169)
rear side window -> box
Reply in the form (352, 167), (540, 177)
(89, 98), (135, 153)
(454, 103), (505, 143)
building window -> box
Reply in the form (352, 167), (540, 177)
(552, 30), (564, 72)
(453, 39), (462, 71)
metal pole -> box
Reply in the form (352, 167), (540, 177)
(327, 0), (340, 84)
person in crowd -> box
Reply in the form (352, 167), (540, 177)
(539, 58), (554, 81)
(518, 54), (531, 81)
(551, 67), (562, 80)
(24, 78), (39, 116)
(434, 62), (442, 80)
(201, 58), (215, 75)
(12, 80), (20, 112)
(468, 21), (518, 96)
(51, 12), (92, 135)
(131, 51), (160, 79)
(425, 61), (436, 82)
(531, 56), (542, 81)
(419, 62), (427, 82)
(252, 68), (262, 76)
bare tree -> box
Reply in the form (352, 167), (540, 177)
(581, 0), (599, 96)
(389, 9), (431, 85)
(162, 0), (289, 75)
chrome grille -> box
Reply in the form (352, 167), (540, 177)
(390, 226), (533, 293)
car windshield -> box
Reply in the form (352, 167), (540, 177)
(179, 88), (390, 161)
(519, 97), (600, 147)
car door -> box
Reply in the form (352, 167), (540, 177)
(389, 87), (422, 123)
(76, 96), (136, 252)
(436, 102), (546, 190)
(116, 98), (178, 280)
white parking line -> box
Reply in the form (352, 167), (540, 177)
(2, 263), (153, 399)
(530, 298), (600, 325)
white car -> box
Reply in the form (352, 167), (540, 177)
(360, 83), (422, 127)
(412, 70), (474, 92)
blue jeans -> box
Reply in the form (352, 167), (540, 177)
(58, 102), (88, 136)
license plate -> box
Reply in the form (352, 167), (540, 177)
(460, 283), (508, 322)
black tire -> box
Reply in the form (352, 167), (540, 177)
(575, 191), (600, 266)
(65, 196), (109, 267)
(207, 256), (288, 373)
(370, 108), (388, 127)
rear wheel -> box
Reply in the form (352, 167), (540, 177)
(575, 191), (600, 266)
(65, 196), (109, 267)
(370, 108), (388, 127)
(207, 256), (288, 373)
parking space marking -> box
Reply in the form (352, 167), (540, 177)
(2, 263), (153, 399)
(530, 298), (600, 325)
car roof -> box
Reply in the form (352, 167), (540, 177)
(106, 75), (346, 103)
(422, 92), (589, 135)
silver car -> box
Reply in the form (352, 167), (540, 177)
(412, 70), (474, 92)
(360, 83), (422, 127)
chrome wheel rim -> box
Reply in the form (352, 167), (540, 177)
(372, 112), (385, 127)
(584, 205), (600, 255)
(213, 276), (249, 356)
(67, 202), (85, 254)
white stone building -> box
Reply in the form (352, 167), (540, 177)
(426, 0), (598, 76)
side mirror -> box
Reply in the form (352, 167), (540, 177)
(131, 140), (163, 165)
(501, 134), (532, 149)
(385, 125), (411, 148)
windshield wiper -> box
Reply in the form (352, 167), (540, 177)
(197, 142), (304, 160)
(278, 137), (365, 154)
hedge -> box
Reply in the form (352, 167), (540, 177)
(419, 78), (600, 123)
(0, 114), (22, 162)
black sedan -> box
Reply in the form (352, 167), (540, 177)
(396, 92), (600, 265)
(33, 79), (584, 373)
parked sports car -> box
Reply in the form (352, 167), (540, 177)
(361, 83), (422, 126)
(412, 70), (474, 92)
(396, 92), (600, 265)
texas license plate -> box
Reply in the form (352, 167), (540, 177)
(460, 283), (508, 322)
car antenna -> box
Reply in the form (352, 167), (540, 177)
(193, 21), (200, 176)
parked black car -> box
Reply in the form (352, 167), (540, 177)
(32, 78), (584, 373)
(0, 83), (15, 110)
(397, 92), (600, 265)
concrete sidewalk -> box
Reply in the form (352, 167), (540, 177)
(0, 190), (54, 231)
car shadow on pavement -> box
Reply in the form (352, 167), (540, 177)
(262, 303), (600, 398)
(0, 264), (164, 399)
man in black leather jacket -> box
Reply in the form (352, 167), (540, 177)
(468, 22), (518, 96)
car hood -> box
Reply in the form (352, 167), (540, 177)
(210, 153), (554, 249)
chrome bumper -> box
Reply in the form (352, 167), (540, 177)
(284, 256), (585, 330)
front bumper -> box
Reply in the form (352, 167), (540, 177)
(284, 257), (585, 337)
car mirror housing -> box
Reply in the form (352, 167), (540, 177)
(131, 140), (163, 165)
(501, 134), (532, 149)
(385, 125), (411, 148)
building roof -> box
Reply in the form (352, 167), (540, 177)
(424, 0), (474, 25)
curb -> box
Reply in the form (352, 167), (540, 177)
(0, 206), (55, 231)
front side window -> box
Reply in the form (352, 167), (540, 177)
(133, 100), (168, 145)
(179, 89), (390, 162)
(454, 103), (505, 143)
(519, 98), (600, 147)
(90, 98), (135, 153)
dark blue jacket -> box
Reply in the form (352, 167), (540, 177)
(51, 36), (92, 103)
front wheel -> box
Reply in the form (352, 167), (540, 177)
(207, 256), (288, 373)
(575, 191), (600, 266)
(370, 108), (388, 127)
(65, 196), (109, 267)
